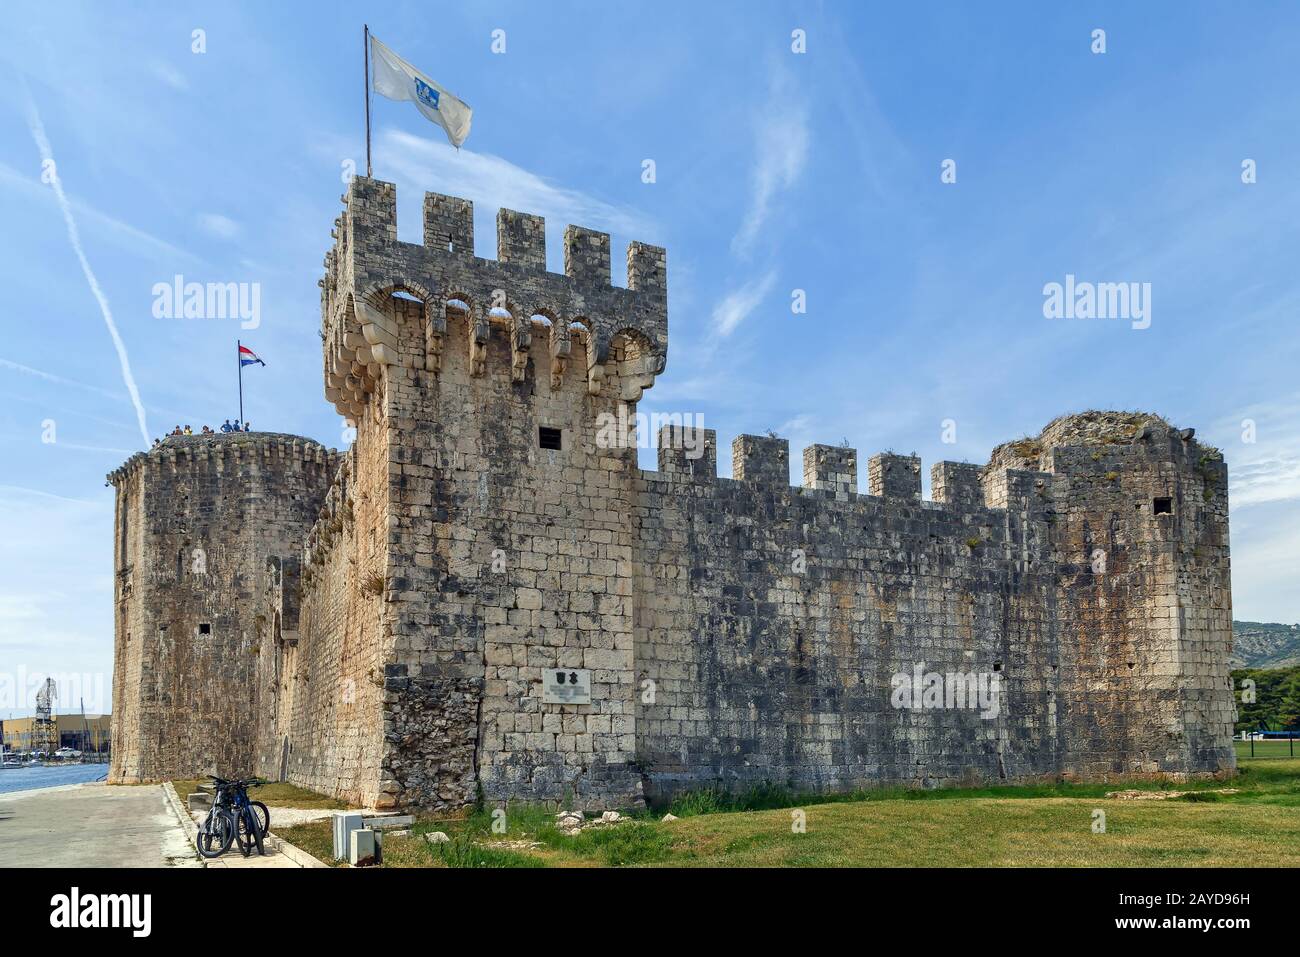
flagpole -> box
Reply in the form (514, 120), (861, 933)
(364, 24), (372, 177)
(237, 339), (244, 427)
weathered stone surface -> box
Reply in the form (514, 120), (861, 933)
(108, 177), (1236, 813)
(106, 432), (339, 783)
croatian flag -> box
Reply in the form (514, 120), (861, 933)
(239, 345), (265, 367)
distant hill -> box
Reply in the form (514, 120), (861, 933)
(1232, 620), (1300, 669)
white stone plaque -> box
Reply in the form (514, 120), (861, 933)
(542, 667), (591, 704)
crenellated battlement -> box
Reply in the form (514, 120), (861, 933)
(868, 452), (922, 501)
(320, 176), (668, 421)
(930, 461), (983, 507)
(641, 411), (1226, 523)
(644, 431), (1051, 549)
(801, 443), (858, 498)
(731, 433), (789, 485)
(106, 431), (339, 488)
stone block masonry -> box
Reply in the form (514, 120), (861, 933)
(108, 172), (1236, 810)
(107, 433), (339, 783)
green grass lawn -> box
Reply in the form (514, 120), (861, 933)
(277, 758), (1300, 868)
(170, 778), (347, 810)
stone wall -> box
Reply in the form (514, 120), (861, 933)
(635, 432), (1057, 799)
(252, 431), (392, 805)
(634, 419), (1235, 801)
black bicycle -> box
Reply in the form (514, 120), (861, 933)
(229, 777), (268, 857)
(196, 782), (235, 858)
(196, 776), (270, 858)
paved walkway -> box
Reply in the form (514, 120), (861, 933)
(0, 782), (199, 867)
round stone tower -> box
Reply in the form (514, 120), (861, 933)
(106, 431), (339, 783)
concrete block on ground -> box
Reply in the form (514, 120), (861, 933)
(349, 828), (378, 867)
(362, 814), (414, 830)
(332, 810), (364, 861)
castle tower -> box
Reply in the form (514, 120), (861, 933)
(106, 432), (338, 783)
(283, 176), (667, 808)
(988, 412), (1236, 778)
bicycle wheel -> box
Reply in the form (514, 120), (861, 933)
(235, 806), (265, 856)
(197, 808), (234, 858)
(250, 800), (270, 837)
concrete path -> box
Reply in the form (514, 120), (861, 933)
(200, 837), (306, 868)
(0, 782), (199, 868)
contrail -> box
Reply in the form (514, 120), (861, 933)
(0, 356), (123, 400)
(25, 97), (151, 447)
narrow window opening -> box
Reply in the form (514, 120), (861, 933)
(1153, 497), (1173, 515)
(198, 622), (212, 636)
(539, 426), (562, 451)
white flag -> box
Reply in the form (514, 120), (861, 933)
(369, 34), (472, 148)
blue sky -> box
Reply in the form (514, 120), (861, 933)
(2, 1), (1299, 714)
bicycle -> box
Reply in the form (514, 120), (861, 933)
(196, 776), (271, 858)
(196, 781), (235, 858)
(229, 778), (268, 857)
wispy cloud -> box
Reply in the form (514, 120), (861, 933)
(1219, 396), (1300, 509)
(25, 95), (150, 448)
(1233, 455), (1300, 508)
(0, 358), (208, 431)
(1226, 504), (1300, 623)
(820, 27), (912, 215)
(150, 60), (190, 92)
(49, 442), (138, 456)
(381, 129), (655, 242)
(731, 68), (809, 256)
(711, 271), (777, 337)
(198, 212), (240, 239)
(777, 413), (814, 437)
(0, 161), (198, 263)
(0, 358), (121, 400)
(0, 594), (46, 624)
(0, 485), (100, 506)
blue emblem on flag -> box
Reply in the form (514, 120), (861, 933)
(414, 77), (440, 110)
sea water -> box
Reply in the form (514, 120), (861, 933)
(0, 763), (108, 795)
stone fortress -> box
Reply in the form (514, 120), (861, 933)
(108, 174), (1237, 810)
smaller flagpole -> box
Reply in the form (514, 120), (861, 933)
(364, 24), (373, 177)
(237, 339), (244, 427)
